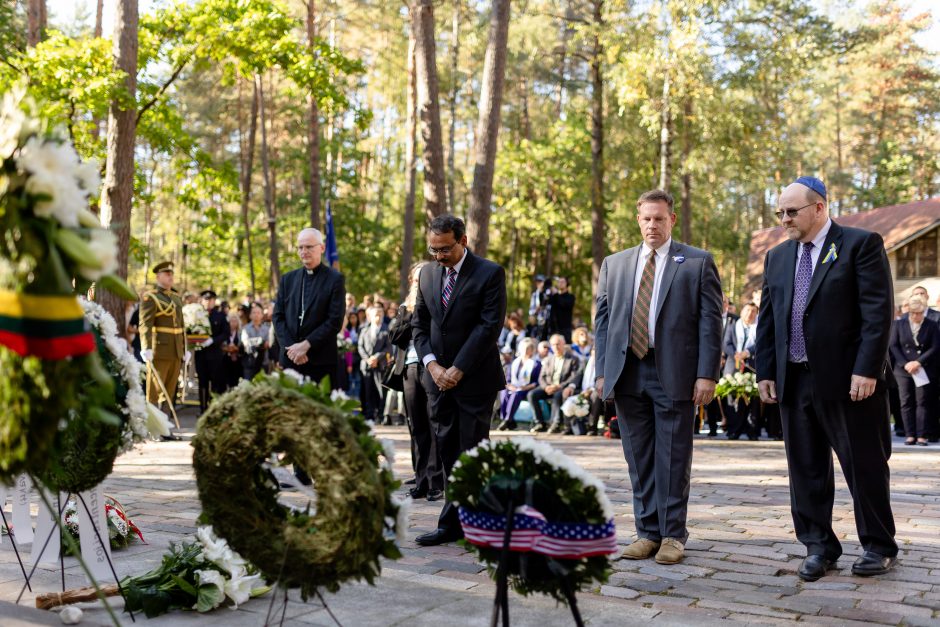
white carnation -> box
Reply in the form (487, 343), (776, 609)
(79, 228), (118, 280)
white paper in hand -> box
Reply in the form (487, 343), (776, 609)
(912, 368), (930, 388)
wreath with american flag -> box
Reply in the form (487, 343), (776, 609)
(448, 438), (617, 603)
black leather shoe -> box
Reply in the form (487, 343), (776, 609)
(408, 486), (428, 499)
(404, 477), (416, 485)
(415, 528), (462, 546)
(426, 489), (444, 502)
(852, 552), (896, 576)
(798, 555), (837, 581)
(160, 434), (183, 441)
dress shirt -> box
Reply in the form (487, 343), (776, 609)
(793, 218), (832, 282)
(632, 238), (671, 348)
(551, 354), (565, 385)
(422, 248), (469, 368)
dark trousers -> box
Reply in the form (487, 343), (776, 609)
(527, 387), (564, 425)
(888, 384), (904, 435)
(726, 397), (760, 439)
(423, 370), (494, 534)
(897, 374), (935, 439)
(703, 399), (722, 434)
(195, 350), (226, 413)
(781, 363), (897, 559)
(360, 370), (383, 421)
(403, 363), (442, 492)
(614, 350), (694, 542)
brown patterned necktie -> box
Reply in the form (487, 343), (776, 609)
(630, 251), (656, 359)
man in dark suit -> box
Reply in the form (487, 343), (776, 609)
(526, 334), (583, 433)
(273, 228), (345, 385)
(890, 296), (939, 445)
(412, 214), (507, 546)
(194, 290), (229, 413)
(911, 285), (940, 441)
(594, 189), (723, 565)
(756, 176), (897, 581)
(358, 305), (391, 423)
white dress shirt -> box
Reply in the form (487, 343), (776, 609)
(632, 238), (671, 348)
(794, 218), (832, 281)
(422, 248), (468, 368)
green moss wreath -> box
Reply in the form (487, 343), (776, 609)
(192, 373), (404, 599)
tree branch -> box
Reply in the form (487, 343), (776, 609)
(135, 56), (190, 124)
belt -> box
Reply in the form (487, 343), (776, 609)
(787, 361), (810, 371)
(154, 327), (184, 334)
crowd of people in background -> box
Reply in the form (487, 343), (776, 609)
(124, 272), (938, 448)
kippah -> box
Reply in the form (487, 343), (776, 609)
(795, 176), (827, 200)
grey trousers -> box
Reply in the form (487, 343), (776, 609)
(614, 351), (694, 542)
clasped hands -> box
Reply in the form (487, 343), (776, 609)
(428, 361), (463, 392)
(286, 340), (311, 365)
(758, 374), (877, 403)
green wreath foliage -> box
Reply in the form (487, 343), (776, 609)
(192, 373), (402, 599)
(447, 438), (614, 603)
(39, 328), (124, 493)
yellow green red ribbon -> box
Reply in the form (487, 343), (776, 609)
(0, 290), (96, 359)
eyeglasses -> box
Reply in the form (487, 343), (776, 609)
(427, 245), (456, 256)
(774, 202), (816, 221)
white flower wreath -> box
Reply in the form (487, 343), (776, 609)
(81, 299), (172, 450)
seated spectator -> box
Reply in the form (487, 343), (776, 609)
(497, 338), (541, 431)
(566, 346), (612, 436)
(536, 340), (550, 360)
(501, 312), (527, 355)
(570, 326), (592, 360)
(527, 334), (583, 433)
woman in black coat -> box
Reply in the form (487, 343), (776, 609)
(889, 297), (940, 445)
(388, 262), (443, 501)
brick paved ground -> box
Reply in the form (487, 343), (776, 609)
(1, 407), (938, 626)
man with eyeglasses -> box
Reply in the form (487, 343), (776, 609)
(273, 227), (345, 386)
(411, 214), (507, 546)
(755, 176), (897, 581)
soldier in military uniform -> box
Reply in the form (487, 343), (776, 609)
(194, 289), (229, 413)
(139, 261), (187, 419)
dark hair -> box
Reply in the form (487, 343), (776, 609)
(637, 189), (675, 212)
(428, 214), (466, 241)
(250, 301), (264, 311)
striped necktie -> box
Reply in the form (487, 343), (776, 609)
(630, 251), (656, 359)
(442, 268), (457, 310)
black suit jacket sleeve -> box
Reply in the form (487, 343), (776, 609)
(448, 265), (506, 374)
(755, 255), (776, 383)
(853, 231), (893, 379)
(697, 254), (724, 381)
(921, 322), (940, 368)
(272, 273), (291, 349)
(305, 272), (345, 353)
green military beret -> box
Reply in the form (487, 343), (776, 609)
(152, 260), (174, 274)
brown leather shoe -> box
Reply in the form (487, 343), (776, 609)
(654, 538), (685, 564)
(620, 538), (661, 560)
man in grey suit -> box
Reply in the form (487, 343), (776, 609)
(594, 189), (723, 565)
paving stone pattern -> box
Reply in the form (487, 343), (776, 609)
(1, 408), (938, 626)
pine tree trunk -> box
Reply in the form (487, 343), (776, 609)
(447, 0), (460, 214)
(98, 0), (138, 338)
(400, 35), (419, 302)
(679, 97), (692, 243)
(257, 73), (280, 295)
(94, 0), (103, 37)
(590, 0), (605, 310)
(307, 0), (322, 229)
(467, 0), (511, 257)
(658, 73), (672, 191)
(411, 0), (448, 219)
(27, 0), (45, 46)
(240, 78), (259, 298)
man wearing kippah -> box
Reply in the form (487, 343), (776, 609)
(140, 261), (186, 431)
(755, 177), (898, 581)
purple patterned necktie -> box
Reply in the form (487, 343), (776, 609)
(442, 268), (457, 310)
(789, 242), (814, 361)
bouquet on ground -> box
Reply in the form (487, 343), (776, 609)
(448, 438), (616, 604)
(63, 496), (145, 553)
(715, 371), (759, 403)
(183, 303), (210, 349)
(122, 525), (269, 617)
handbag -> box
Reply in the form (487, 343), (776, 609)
(382, 347), (404, 392)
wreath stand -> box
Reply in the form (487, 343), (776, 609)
(485, 493), (585, 627)
(1, 477), (134, 625)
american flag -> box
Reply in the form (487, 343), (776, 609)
(458, 505), (617, 559)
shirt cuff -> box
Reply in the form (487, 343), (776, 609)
(422, 353), (437, 367)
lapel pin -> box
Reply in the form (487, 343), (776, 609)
(672, 255), (685, 264)
(822, 243), (838, 264)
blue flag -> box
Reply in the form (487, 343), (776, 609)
(325, 200), (340, 268)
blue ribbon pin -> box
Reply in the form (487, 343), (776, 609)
(822, 243), (838, 264)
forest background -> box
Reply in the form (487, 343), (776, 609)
(2, 0), (938, 324)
